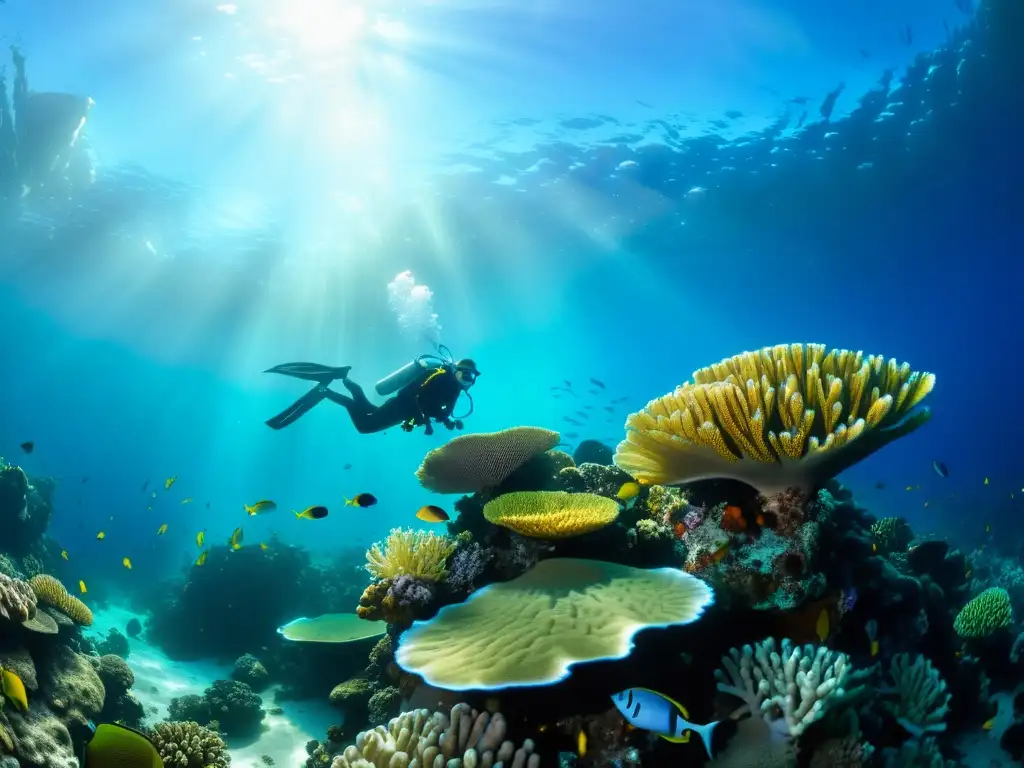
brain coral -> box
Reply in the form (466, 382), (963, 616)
(395, 557), (714, 690)
(614, 343), (935, 496)
(954, 587), (1013, 638)
(415, 427), (560, 493)
(483, 491), (620, 538)
(28, 575), (93, 626)
(0, 573), (36, 623)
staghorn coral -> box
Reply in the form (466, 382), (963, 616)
(149, 721), (230, 768)
(715, 637), (870, 742)
(482, 491), (620, 538)
(365, 530), (456, 582)
(0, 573), (36, 623)
(954, 587), (1013, 637)
(415, 427), (560, 494)
(614, 343), (935, 495)
(396, 557), (713, 690)
(883, 653), (950, 738)
(330, 703), (539, 768)
(871, 517), (913, 555)
(28, 575), (92, 626)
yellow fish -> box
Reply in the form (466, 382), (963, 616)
(229, 527), (244, 550)
(79, 580), (87, 594)
(245, 500), (278, 516)
(986, 524), (991, 533)
(870, 639), (879, 657)
(1, 668), (28, 712)
(577, 730), (587, 758)
(196, 531), (205, 548)
(123, 557), (132, 570)
(983, 718), (995, 731)
(180, 497), (193, 505)
(815, 608), (830, 643)
(259, 542), (269, 551)
(872, 542), (878, 553)
(195, 551), (208, 567)
(61, 550), (69, 561)
(96, 531), (105, 541)
(157, 524), (168, 535)
(616, 482), (641, 501)
(164, 476), (177, 490)
(985, 477), (990, 485)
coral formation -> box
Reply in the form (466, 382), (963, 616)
(883, 653), (950, 738)
(329, 703), (539, 768)
(96, 628), (129, 658)
(395, 557), (713, 689)
(232, 653), (270, 692)
(482, 491), (620, 538)
(149, 721), (230, 768)
(954, 587), (1013, 637)
(28, 575), (92, 626)
(0, 573), (36, 623)
(202, 679), (265, 737)
(871, 516), (914, 555)
(614, 343), (935, 495)
(365, 529), (456, 582)
(415, 427), (560, 493)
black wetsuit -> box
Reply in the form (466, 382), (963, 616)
(325, 368), (464, 435)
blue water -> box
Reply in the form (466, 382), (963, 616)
(1, 0), (1020, 595)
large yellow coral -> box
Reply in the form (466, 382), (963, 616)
(614, 343), (935, 495)
(483, 491), (620, 538)
(28, 574), (92, 626)
(365, 529), (456, 582)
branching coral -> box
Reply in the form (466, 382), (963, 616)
(330, 703), (539, 768)
(28, 574), (92, 626)
(149, 721), (230, 768)
(954, 587), (1013, 637)
(0, 573), (36, 622)
(883, 653), (950, 738)
(871, 517), (913, 555)
(365, 530), (456, 582)
(415, 427), (560, 494)
(715, 637), (869, 742)
(614, 343), (935, 495)
(482, 491), (620, 538)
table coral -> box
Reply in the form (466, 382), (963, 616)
(395, 557), (713, 690)
(614, 343), (935, 496)
(483, 491), (620, 538)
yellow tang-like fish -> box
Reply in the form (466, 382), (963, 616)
(123, 557), (132, 570)
(96, 531), (105, 541)
(816, 609), (830, 643)
(1, 668), (28, 712)
(259, 542), (269, 551)
(229, 527), (244, 550)
(164, 476), (177, 490)
(617, 482), (641, 501)
(295, 506), (329, 520)
(245, 500), (278, 516)
(157, 524), (168, 535)
(79, 580), (88, 594)
(196, 531), (205, 548)
(181, 497), (193, 505)
(61, 550), (69, 561)
(195, 551), (208, 567)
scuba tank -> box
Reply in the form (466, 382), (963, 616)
(375, 345), (457, 396)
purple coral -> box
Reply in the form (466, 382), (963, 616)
(446, 542), (491, 594)
(683, 505), (705, 531)
(387, 575), (435, 608)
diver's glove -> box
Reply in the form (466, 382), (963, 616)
(453, 419), (464, 430)
(442, 418), (457, 431)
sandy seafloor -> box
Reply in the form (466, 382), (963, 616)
(89, 606), (336, 768)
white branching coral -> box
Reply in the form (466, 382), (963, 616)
(883, 653), (951, 738)
(715, 637), (869, 742)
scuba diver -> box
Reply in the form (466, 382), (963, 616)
(264, 346), (479, 435)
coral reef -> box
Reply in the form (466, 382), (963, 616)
(883, 653), (950, 738)
(365, 529), (456, 582)
(95, 628), (129, 658)
(954, 587), (1013, 637)
(149, 721), (231, 768)
(231, 653), (270, 692)
(482, 491), (620, 538)
(169, 680), (265, 738)
(28, 575), (92, 626)
(0, 573), (36, 622)
(614, 343), (935, 495)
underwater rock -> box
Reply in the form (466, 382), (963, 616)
(231, 653), (270, 692)
(41, 646), (104, 732)
(572, 439), (614, 466)
(6, 705), (78, 768)
(95, 628), (129, 659)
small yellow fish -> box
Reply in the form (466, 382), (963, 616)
(245, 500), (278, 516)
(195, 551), (208, 567)
(872, 542), (878, 553)
(259, 542), (269, 551)
(816, 608), (830, 643)
(61, 550), (69, 561)
(181, 497), (193, 505)
(985, 477), (990, 485)
(96, 531), (105, 540)
(229, 527), (244, 550)
(905, 485), (920, 491)
(577, 729), (587, 758)
(983, 718), (995, 731)
(79, 580), (87, 594)
(1, 668), (28, 712)
(294, 505), (329, 520)
(123, 557), (132, 570)
(616, 482), (641, 501)
(157, 523), (168, 535)
(986, 524), (991, 533)
(164, 476), (177, 490)
(870, 639), (879, 657)
(196, 531), (206, 548)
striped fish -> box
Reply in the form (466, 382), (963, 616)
(611, 688), (719, 757)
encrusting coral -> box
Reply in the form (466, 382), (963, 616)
(953, 587), (1013, 637)
(614, 343), (935, 495)
(329, 703), (539, 768)
(482, 491), (620, 538)
(28, 575), (93, 626)
(149, 721), (230, 768)
(415, 427), (560, 494)
(715, 637), (870, 742)
(883, 653), (950, 738)
(0, 573), (37, 622)
(395, 557), (714, 690)
(365, 530), (456, 582)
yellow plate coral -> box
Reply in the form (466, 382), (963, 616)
(483, 491), (620, 538)
(278, 613), (386, 643)
(614, 343), (935, 495)
(395, 558), (714, 690)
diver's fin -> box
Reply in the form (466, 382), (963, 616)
(264, 362), (352, 383)
(266, 385), (328, 430)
